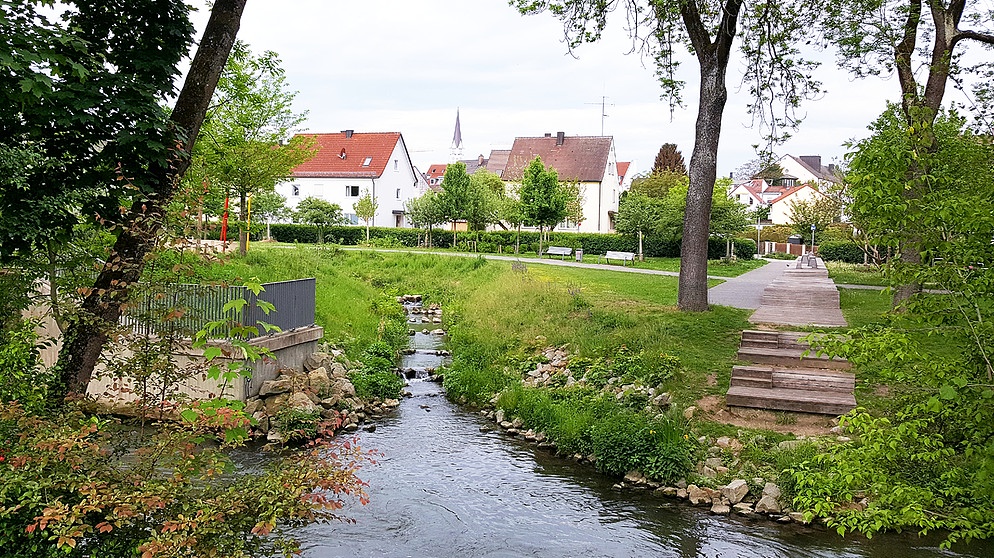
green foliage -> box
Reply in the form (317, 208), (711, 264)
(818, 241), (865, 263)
(518, 157), (567, 236)
(293, 197), (346, 243)
(0, 320), (49, 414)
(590, 411), (694, 483)
(353, 189), (378, 241)
(788, 193), (842, 238)
(629, 170), (689, 199)
(273, 406), (325, 442)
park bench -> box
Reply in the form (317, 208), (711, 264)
(600, 250), (636, 266)
(543, 246), (573, 260)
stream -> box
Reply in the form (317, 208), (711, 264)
(290, 305), (993, 558)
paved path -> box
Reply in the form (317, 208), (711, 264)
(707, 258), (790, 310)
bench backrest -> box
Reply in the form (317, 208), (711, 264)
(605, 251), (634, 260)
(546, 246), (572, 254)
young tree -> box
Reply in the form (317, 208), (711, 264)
(294, 197), (345, 243)
(629, 170), (690, 199)
(249, 190), (290, 240)
(821, 0), (994, 304)
(465, 175), (498, 236)
(439, 162), (472, 246)
(652, 143), (687, 175)
(496, 190), (527, 253)
(192, 41), (314, 256)
(788, 192), (841, 238)
(353, 189), (378, 242)
(615, 193), (664, 260)
(515, 0), (823, 310)
(405, 190), (447, 247)
(518, 157), (566, 256)
(561, 180), (586, 229)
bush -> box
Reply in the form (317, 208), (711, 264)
(590, 411), (694, 484)
(0, 320), (49, 413)
(819, 241), (865, 263)
(349, 370), (404, 400)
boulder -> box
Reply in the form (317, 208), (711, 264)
(244, 397), (263, 415)
(495, 409), (506, 423)
(721, 479), (750, 505)
(321, 394), (342, 408)
(330, 377), (357, 398)
(687, 485), (711, 506)
(329, 362), (349, 379)
(287, 392), (319, 414)
(263, 393), (289, 415)
(732, 502), (754, 515)
(788, 512), (810, 524)
(683, 406), (698, 419)
(755, 495), (782, 514)
(304, 352), (335, 372)
(511, 417), (524, 429)
(624, 471), (647, 485)
(308, 367), (333, 392)
(430, 329), (445, 336)
(762, 482), (782, 500)
(710, 502), (731, 515)
(259, 378), (292, 397)
(266, 427), (284, 443)
(657, 487), (679, 498)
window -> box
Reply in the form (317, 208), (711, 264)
(344, 213), (359, 225)
(362, 156), (372, 167)
(396, 188), (401, 199)
(394, 159), (398, 171)
(292, 185), (299, 197)
(346, 185), (359, 197)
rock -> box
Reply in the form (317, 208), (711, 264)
(721, 479), (750, 505)
(657, 487), (679, 498)
(320, 408), (338, 420)
(676, 488), (688, 499)
(704, 457), (725, 470)
(259, 378), (292, 396)
(499, 421), (513, 429)
(244, 397), (262, 415)
(308, 368), (332, 392)
(788, 511), (810, 524)
(364, 424), (377, 433)
(383, 398), (400, 408)
(700, 466), (718, 479)
(683, 406), (698, 419)
(624, 471), (647, 485)
(687, 485), (711, 506)
(304, 352), (335, 372)
(777, 439), (805, 451)
(762, 482), (782, 500)
(331, 377), (356, 398)
(288, 392), (319, 414)
(733, 502), (754, 515)
(511, 417), (524, 429)
(675, 479), (688, 489)
(263, 393), (289, 415)
(252, 411), (269, 433)
(266, 427), (284, 443)
(480, 426), (493, 433)
(829, 425), (844, 434)
(710, 502), (731, 515)
(716, 436), (742, 451)
(755, 495), (782, 514)
(329, 362), (349, 379)
(321, 394), (341, 408)
(837, 436), (852, 443)
(430, 329), (445, 336)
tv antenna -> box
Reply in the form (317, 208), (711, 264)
(585, 96), (614, 136)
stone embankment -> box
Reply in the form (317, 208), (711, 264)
(244, 348), (400, 442)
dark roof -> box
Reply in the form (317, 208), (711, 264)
(486, 149), (510, 177)
(292, 132), (402, 178)
(500, 135), (612, 182)
(790, 155), (842, 183)
(460, 154), (489, 175)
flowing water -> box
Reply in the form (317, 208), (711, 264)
(291, 320), (992, 558)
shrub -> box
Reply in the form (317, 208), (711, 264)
(0, 320), (49, 413)
(590, 411), (694, 484)
(819, 241), (865, 263)
(350, 370), (404, 400)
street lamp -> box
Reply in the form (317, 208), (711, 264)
(810, 223), (816, 255)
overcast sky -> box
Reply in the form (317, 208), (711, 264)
(190, 0), (930, 178)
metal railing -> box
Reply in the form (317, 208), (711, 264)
(122, 278), (316, 339)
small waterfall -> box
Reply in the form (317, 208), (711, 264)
(398, 295), (449, 383)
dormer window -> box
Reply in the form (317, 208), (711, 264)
(339, 149), (346, 159)
(362, 156), (372, 167)
(292, 185), (299, 196)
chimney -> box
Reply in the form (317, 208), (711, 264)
(556, 131), (565, 146)
(478, 154), (485, 166)
(343, 129), (354, 139)
(800, 155), (821, 171)
(729, 172), (733, 179)
(544, 133), (552, 137)
(828, 163), (837, 174)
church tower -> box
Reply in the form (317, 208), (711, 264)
(449, 108), (464, 162)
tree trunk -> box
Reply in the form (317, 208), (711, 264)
(51, 0), (247, 404)
(238, 191), (248, 256)
(537, 225), (544, 256)
(678, 56), (731, 311)
(638, 230), (644, 261)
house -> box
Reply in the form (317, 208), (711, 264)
(423, 154), (493, 190)
(766, 183), (827, 224)
(276, 130), (424, 227)
(729, 178), (828, 225)
(500, 132), (622, 233)
(776, 154), (842, 187)
(485, 149), (510, 178)
(617, 160), (637, 190)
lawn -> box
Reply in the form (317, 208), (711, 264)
(826, 261), (889, 286)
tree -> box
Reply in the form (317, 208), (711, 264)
(191, 41), (313, 256)
(518, 157), (566, 256)
(496, 190), (527, 253)
(353, 189), (378, 242)
(629, 170), (689, 199)
(439, 162), (472, 246)
(615, 193), (664, 260)
(294, 197), (345, 243)
(821, 0), (994, 305)
(788, 190), (841, 238)
(561, 180), (586, 229)
(405, 190), (447, 248)
(248, 189), (290, 240)
(464, 175), (498, 236)
(516, 0), (823, 311)
(652, 143), (687, 175)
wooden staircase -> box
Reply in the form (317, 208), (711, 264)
(726, 330), (857, 415)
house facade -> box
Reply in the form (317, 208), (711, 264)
(500, 132), (622, 233)
(730, 153), (840, 225)
(276, 131), (424, 227)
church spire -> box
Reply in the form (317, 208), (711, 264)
(449, 108), (464, 162)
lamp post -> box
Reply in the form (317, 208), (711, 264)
(810, 223), (816, 255)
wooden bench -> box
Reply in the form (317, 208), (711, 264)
(600, 250), (636, 266)
(543, 246), (572, 260)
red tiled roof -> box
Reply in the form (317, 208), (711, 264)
(501, 135), (612, 182)
(292, 132), (402, 178)
(769, 184), (819, 205)
(486, 149), (510, 177)
(617, 161), (631, 184)
(426, 164), (447, 180)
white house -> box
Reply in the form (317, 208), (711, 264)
(277, 130), (424, 227)
(776, 154), (842, 187)
(500, 132), (623, 233)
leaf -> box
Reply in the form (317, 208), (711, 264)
(202, 346), (223, 361)
(938, 384), (957, 400)
(180, 409), (199, 423)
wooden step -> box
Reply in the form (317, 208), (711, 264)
(772, 368), (855, 393)
(726, 386), (857, 415)
(736, 346), (851, 370)
(730, 365), (773, 389)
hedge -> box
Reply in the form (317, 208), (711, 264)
(257, 224), (756, 260)
(818, 241), (865, 263)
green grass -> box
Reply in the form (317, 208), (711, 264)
(827, 261), (889, 286)
(839, 288), (893, 328)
